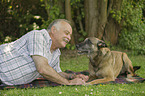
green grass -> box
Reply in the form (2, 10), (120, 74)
(1, 53), (145, 96)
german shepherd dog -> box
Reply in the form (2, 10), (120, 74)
(76, 37), (140, 85)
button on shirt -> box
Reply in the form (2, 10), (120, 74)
(0, 29), (62, 85)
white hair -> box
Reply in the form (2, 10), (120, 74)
(47, 19), (71, 32)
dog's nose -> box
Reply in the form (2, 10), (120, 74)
(76, 44), (79, 49)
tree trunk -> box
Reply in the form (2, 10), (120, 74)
(103, 0), (123, 45)
(84, 0), (123, 45)
(65, 0), (76, 45)
(44, 0), (50, 19)
(58, 1), (65, 14)
(84, 0), (98, 37)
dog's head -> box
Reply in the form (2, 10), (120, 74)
(76, 37), (107, 55)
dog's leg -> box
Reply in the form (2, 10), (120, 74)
(86, 77), (115, 85)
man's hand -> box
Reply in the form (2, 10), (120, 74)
(59, 72), (89, 82)
(75, 74), (89, 82)
(68, 78), (86, 85)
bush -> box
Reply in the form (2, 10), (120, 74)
(119, 26), (145, 55)
(118, 0), (145, 55)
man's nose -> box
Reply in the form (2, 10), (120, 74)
(68, 35), (71, 40)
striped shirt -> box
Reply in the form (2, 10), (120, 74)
(0, 29), (62, 85)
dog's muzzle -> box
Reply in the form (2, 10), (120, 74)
(76, 44), (92, 55)
(76, 38), (108, 55)
(75, 44), (80, 50)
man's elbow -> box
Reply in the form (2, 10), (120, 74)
(36, 67), (46, 75)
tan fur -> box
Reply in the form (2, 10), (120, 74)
(86, 38), (135, 84)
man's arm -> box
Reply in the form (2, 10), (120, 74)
(59, 72), (75, 80)
(31, 55), (85, 85)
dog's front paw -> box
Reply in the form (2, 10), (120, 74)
(83, 83), (93, 86)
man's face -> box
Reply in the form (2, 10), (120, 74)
(53, 21), (72, 48)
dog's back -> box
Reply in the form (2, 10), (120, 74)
(111, 51), (126, 77)
(108, 50), (134, 77)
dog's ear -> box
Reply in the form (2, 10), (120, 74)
(97, 41), (107, 49)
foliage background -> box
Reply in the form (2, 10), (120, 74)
(0, 0), (145, 55)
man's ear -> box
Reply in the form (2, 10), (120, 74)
(51, 26), (56, 34)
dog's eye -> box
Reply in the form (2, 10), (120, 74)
(97, 41), (107, 48)
(86, 39), (92, 44)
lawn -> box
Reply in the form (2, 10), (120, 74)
(1, 50), (145, 96)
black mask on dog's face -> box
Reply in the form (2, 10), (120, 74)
(76, 39), (93, 54)
(76, 38), (108, 55)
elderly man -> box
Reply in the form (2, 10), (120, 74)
(0, 19), (88, 85)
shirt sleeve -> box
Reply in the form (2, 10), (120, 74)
(27, 30), (51, 60)
(54, 57), (62, 73)
(27, 29), (62, 73)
